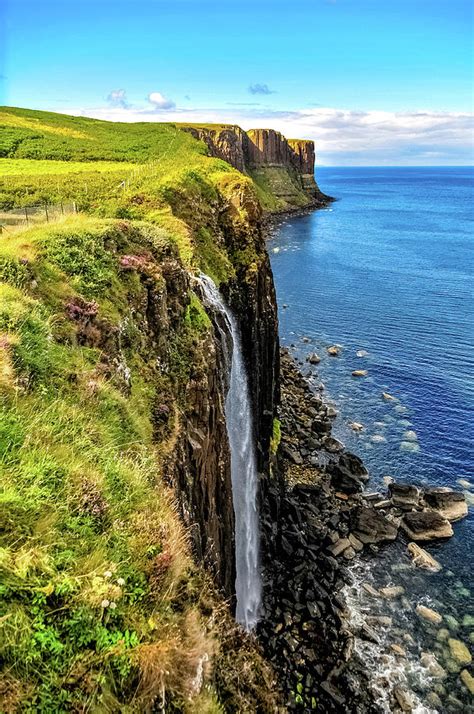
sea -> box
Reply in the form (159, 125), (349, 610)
(268, 167), (474, 712)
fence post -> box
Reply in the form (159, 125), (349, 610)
(45, 204), (49, 222)
(25, 207), (29, 225)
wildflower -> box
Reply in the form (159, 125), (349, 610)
(117, 577), (125, 586)
(103, 570), (112, 579)
(101, 599), (110, 608)
(109, 601), (117, 610)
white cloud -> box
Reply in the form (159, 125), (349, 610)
(62, 102), (474, 166)
(107, 89), (129, 108)
(147, 91), (175, 110)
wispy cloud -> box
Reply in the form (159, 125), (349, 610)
(147, 91), (175, 110)
(107, 89), (129, 109)
(248, 83), (275, 96)
(62, 101), (474, 166)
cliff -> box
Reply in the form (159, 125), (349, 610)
(0, 107), (282, 711)
(184, 124), (332, 211)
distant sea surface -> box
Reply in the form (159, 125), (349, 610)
(269, 167), (474, 709)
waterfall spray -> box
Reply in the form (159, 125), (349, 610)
(196, 274), (261, 630)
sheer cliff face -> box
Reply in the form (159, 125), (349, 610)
(165, 180), (279, 598)
(184, 126), (330, 208)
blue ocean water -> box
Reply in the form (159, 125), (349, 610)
(269, 167), (474, 707)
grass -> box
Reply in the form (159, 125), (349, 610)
(0, 159), (138, 176)
(0, 106), (288, 711)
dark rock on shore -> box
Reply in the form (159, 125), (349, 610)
(422, 488), (468, 521)
(328, 452), (369, 494)
(401, 510), (454, 541)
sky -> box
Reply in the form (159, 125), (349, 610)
(1, 0), (473, 165)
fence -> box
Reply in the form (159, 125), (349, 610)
(0, 201), (77, 232)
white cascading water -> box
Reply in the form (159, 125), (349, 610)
(196, 274), (261, 630)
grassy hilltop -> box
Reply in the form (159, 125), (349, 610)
(0, 108), (279, 712)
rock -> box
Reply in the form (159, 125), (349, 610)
(282, 445), (303, 465)
(403, 430), (418, 441)
(356, 350), (369, 357)
(358, 622), (380, 644)
(307, 601), (321, 618)
(401, 511), (453, 541)
(389, 482), (420, 509)
(400, 440), (420, 452)
(437, 629), (450, 642)
(379, 586), (405, 599)
(349, 421), (364, 432)
(457, 478), (472, 490)
(420, 652), (447, 679)
(423, 489), (468, 522)
(382, 392), (396, 401)
(351, 506), (399, 543)
(348, 533), (364, 551)
(326, 345), (341, 356)
(367, 616), (393, 627)
(328, 452), (369, 494)
(393, 687), (413, 712)
(448, 638), (472, 665)
(373, 499), (391, 509)
(324, 436), (344, 453)
(306, 352), (321, 364)
(329, 538), (351, 557)
(390, 644), (406, 656)
(445, 614), (459, 631)
(343, 546), (356, 560)
(362, 582), (380, 598)
(416, 605), (443, 625)
(407, 542), (441, 571)
(371, 434), (387, 443)
(352, 369), (368, 377)
(426, 693), (443, 710)
(460, 669), (474, 695)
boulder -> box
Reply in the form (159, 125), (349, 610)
(379, 586), (405, 599)
(460, 669), (474, 695)
(388, 482), (420, 509)
(328, 538), (351, 557)
(352, 369), (368, 377)
(416, 605), (443, 624)
(407, 542), (441, 571)
(349, 421), (364, 432)
(351, 506), (399, 544)
(382, 391), (396, 401)
(328, 452), (369, 494)
(306, 352), (321, 364)
(324, 436), (344, 453)
(326, 345), (341, 356)
(393, 687), (414, 712)
(401, 511), (453, 541)
(423, 488), (468, 521)
(448, 638), (472, 665)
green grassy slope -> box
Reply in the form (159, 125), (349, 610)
(0, 109), (278, 712)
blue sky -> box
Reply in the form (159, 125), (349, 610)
(1, 0), (473, 164)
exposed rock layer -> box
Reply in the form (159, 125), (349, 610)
(184, 125), (332, 207)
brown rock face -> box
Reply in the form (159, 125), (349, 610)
(288, 139), (315, 175)
(184, 125), (247, 173)
(172, 330), (236, 594)
(183, 124), (332, 206)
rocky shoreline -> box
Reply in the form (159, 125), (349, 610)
(258, 349), (470, 712)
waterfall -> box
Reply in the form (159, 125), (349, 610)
(196, 274), (261, 630)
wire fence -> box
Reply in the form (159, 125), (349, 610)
(0, 201), (77, 233)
